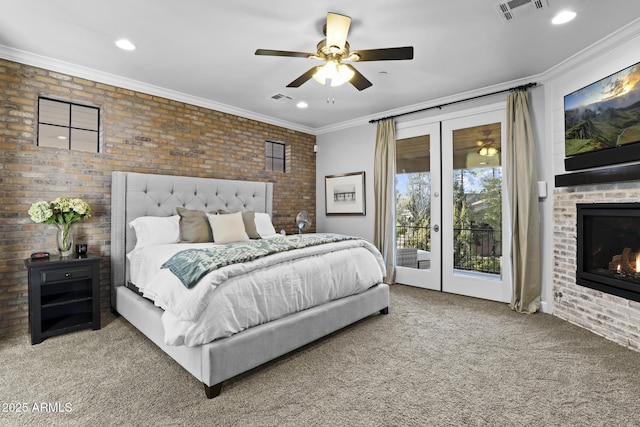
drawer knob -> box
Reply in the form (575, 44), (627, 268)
(65, 273), (72, 278)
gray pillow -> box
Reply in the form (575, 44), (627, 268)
(176, 207), (213, 242)
(241, 211), (260, 239)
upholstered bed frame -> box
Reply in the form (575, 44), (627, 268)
(110, 171), (389, 398)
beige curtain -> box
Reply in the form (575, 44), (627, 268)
(374, 119), (397, 284)
(505, 90), (541, 313)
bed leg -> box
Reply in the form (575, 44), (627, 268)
(204, 382), (223, 399)
(380, 307), (389, 315)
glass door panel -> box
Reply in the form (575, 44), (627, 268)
(441, 110), (511, 302)
(395, 122), (441, 291)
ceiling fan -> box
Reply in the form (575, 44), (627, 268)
(255, 12), (414, 91)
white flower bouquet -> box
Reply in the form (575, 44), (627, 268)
(28, 197), (92, 255)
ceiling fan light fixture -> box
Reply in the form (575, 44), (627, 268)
(347, 52), (361, 62)
(478, 146), (499, 156)
(312, 60), (354, 87)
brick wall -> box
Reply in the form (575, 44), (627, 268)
(0, 58), (316, 336)
(553, 182), (640, 351)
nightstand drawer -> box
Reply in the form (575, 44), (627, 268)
(41, 266), (93, 284)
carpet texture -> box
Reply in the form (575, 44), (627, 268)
(2, 284), (640, 426)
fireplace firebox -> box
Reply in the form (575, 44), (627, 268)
(577, 203), (640, 303)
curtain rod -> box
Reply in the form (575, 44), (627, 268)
(369, 82), (538, 124)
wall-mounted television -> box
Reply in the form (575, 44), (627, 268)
(564, 61), (640, 171)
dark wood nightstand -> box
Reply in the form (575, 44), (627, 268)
(25, 255), (101, 344)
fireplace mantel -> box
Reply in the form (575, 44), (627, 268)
(555, 163), (640, 187)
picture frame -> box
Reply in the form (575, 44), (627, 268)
(325, 171), (366, 216)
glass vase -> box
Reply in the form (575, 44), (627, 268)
(56, 223), (74, 257)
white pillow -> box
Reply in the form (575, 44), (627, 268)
(206, 212), (250, 244)
(129, 215), (180, 249)
(254, 212), (277, 238)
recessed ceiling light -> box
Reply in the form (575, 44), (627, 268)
(57, 135), (67, 140)
(115, 39), (136, 51)
(552, 10), (576, 25)
(296, 101), (308, 109)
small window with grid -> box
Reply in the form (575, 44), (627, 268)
(37, 97), (100, 153)
(265, 140), (286, 173)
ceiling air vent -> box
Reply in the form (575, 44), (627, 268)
(494, 0), (548, 22)
(269, 93), (293, 103)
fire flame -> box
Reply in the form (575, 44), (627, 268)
(636, 252), (640, 273)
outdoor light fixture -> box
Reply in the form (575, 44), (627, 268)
(476, 130), (499, 157)
(478, 145), (499, 157)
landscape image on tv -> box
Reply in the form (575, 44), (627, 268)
(564, 61), (640, 157)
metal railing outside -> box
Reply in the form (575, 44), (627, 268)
(396, 225), (501, 274)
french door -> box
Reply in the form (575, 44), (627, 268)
(395, 106), (511, 303)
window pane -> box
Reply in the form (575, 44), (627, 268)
(71, 129), (98, 152)
(39, 99), (69, 126)
(71, 105), (98, 131)
(38, 124), (69, 148)
(451, 122), (502, 276)
(273, 158), (284, 173)
(38, 97), (100, 153)
(272, 143), (284, 158)
(395, 135), (431, 269)
(265, 141), (285, 173)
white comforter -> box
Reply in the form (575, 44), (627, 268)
(127, 236), (385, 347)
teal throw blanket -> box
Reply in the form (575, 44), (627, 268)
(161, 233), (355, 289)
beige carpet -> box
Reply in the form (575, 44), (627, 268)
(2, 284), (640, 426)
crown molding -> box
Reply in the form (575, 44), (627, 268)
(0, 45), (316, 136)
(317, 18), (640, 135)
(2, 16), (639, 137)
(314, 75), (541, 135)
(543, 17), (640, 81)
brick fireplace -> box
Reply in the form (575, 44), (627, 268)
(554, 181), (640, 351)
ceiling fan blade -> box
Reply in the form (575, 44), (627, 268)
(286, 67), (319, 88)
(255, 49), (314, 59)
(325, 12), (351, 50)
(345, 64), (372, 91)
(351, 46), (414, 61)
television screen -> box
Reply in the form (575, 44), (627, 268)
(564, 61), (640, 159)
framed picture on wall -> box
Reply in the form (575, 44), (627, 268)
(325, 171), (366, 216)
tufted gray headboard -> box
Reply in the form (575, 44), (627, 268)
(110, 171), (273, 309)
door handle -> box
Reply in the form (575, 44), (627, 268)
(433, 224), (440, 232)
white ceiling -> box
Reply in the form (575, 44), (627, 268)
(1, 1), (640, 134)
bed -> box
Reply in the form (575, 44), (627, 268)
(110, 171), (389, 398)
